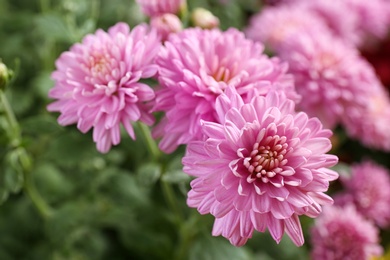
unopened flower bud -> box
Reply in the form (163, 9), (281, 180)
(150, 13), (183, 41)
(0, 61), (12, 90)
(191, 8), (220, 29)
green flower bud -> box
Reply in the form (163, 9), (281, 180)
(0, 61), (13, 90)
(191, 8), (220, 29)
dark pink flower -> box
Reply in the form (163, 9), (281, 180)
(48, 23), (161, 153)
(153, 27), (299, 153)
(183, 87), (338, 246)
(310, 205), (383, 260)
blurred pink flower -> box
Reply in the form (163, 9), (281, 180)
(245, 5), (328, 51)
(183, 87), (338, 246)
(153, 27), (299, 153)
(278, 31), (382, 129)
(310, 205), (383, 260)
(342, 87), (390, 151)
(136, 0), (184, 17)
(335, 161), (390, 227)
(47, 22), (161, 153)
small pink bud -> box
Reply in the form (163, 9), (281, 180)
(191, 8), (220, 29)
(150, 13), (183, 41)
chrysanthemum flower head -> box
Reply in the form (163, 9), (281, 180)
(47, 22), (161, 153)
(153, 27), (299, 153)
(310, 205), (383, 260)
(136, 0), (185, 17)
(245, 4), (328, 52)
(335, 161), (390, 227)
(278, 30), (382, 129)
(183, 86), (338, 246)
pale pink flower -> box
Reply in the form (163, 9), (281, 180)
(153, 27), (299, 153)
(183, 86), (338, 246)
(136, 0), (184, 17)
(335, 161), (390, 227)
(278, 31), (383, 129)
(150, 13), (182, 41)
(245, 5), (328, 51)
(342, 87), (390, 151)
(47, 22), (161, 153)
(310, 205), (383, 260)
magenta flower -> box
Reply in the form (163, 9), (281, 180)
(47, 22), (161, 153)
(310, 205), (383, 260)
(182, 87), (338, 246)
(153, 27), (299, 153)
(278, 31), (383, 129)
(335, 161), (390, 227)
(136, 0), (184, 17)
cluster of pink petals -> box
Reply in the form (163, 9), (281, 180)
(183, 86), (338, 246)
(335, 161), (390, 227)
(310, 205), (383, 260)
(342, 82), (390, 151)
(150, 13), (183, 41)
(152, 27), (299, 153)
(47, 22), (161, 153)
(136, 0), (184, 17)
(277, 31), (384, 129)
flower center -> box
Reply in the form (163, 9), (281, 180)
(212, 66), (232, 82)
(243, 135), (288, 183)
(89, 52), (111, 77)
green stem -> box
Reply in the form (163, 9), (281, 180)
(39, 0), (50, 13)
(0, 90), (53, 219)
(137, 122), (161, 161)
(161, 178), (184, 225)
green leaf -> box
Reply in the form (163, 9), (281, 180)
(137, 162), (161, 187)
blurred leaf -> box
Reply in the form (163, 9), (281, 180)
(20, 114), (63, 136)
(137, 162), (161, 187)
(35, 13), (75, 43)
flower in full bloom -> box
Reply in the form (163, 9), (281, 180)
(182, 86), (338, 246)
(245, 4), (328, 51)
(278, 30), (383, 129)
(334, 161), (390, 227)
(136, 0), (185, 17)
(310, 205), (383, 260)
(153, 27), (299, 153)
(47, 22), (161, 153)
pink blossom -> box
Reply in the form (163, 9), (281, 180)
(310, 205), (383, 260)
(152, 27), (299, 153)
(278, 31), (383, 129)
(47, 22), (161, 153)
(182, 87), (338, 246)
(335, 161), (390, 227)
(136, 0), (184, 17)
(150, 13), (183, 41)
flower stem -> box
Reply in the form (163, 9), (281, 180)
(0, 90), (53, 219)
(137, 122), (161, 161)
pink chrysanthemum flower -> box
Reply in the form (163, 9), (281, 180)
(342, 87), (390, 151)
(47, 22), (161, 153)
(310, 205), (383, 260)
(334, 161), (390, 227)
(278, 31), (383, 129)
(153, 27), (299, 153)
(182, 86), (338, 246)
(136, 0), (184, 17)
(245, 5), (328, 52)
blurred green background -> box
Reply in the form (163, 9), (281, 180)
(0, 0), (389, 259)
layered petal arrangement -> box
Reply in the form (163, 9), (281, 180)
(47, 22), (161, 153)
(310, 205), (383, 260)
(182, 87), (338, 246)
(153, 27), (299, 153)
(335, 161), (390, 227)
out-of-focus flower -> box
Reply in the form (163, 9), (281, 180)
(152, 27), (299, 153)
(0, 60), (13, 90)
(245, 5), (328, 51)
(191, 7), (220, 29)
(335, 161), (390, 227)
(342, 88), (390, 151)
(47, 22), (161, 153)
(136, 0), (185, 17)
(310, 205), (383, 260)
(183, 87), (338, 246)
(278, 31), (383, 129)
(150, 13), (182, 41)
